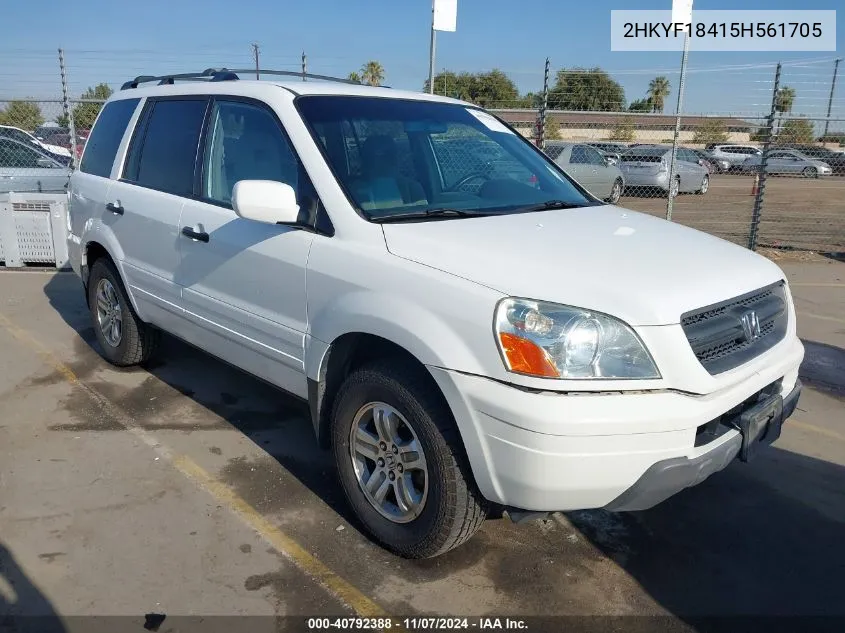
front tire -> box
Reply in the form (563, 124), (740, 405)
(607, 178), (623, 204)
(331, 361), (487, 558)
(87, 258), (159, 366)
(802, 166), (818, 178)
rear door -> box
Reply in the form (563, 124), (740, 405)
(564, 145), (597, 192)
(176, 98), (315, 397)
(108, 97), (208, 327)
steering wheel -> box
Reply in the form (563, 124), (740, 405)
(447, 171), (491, 192)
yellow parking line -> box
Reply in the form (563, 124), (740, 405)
(0, 311), (388, 619)
(797, 311), (845, 325)
(789, 420), (845, 443)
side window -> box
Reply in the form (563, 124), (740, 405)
(570, 145), (591, 164)
(126, 99), (207, 196)
(202, 100), (299, 205)
(80, 98), (139, 178)
(0, 139), (43, 168)
(585, 146), (606, 166)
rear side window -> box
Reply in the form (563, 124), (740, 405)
(125, 99), (207, 197)
(80, 98), (139, 177)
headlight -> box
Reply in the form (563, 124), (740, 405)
(494, 298), (660, 379)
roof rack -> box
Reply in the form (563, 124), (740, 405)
(121, 68), (239, 90)
(120, 68), (367, 90)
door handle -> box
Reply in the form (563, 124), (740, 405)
(181, 226), (209, 243)
(106, 202), (124, 215)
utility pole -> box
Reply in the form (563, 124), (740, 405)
(427, 3), (437, 94)
(58, 48), (78, 169)
(302, 51), (307, 81)
(251, 43), (260, 80)
(823, 58), (842, 138)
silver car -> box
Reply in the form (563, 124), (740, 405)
(545, 142), (625, 203)
(742, 149), (833, 178)
(705, 144), (762, 171)
(619, 146), (710, 197)
(0, 137), (70, 194)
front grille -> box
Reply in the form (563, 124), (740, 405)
(681, 281), (788, 375)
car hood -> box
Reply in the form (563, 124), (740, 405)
(382, 205), (785, 326)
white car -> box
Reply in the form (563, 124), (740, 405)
(0, 125), (72, 159)
(705, 144), (762, 171)
(67, 71), (804, 559)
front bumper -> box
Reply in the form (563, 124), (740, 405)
(605, 379), (801, 511)
(428, 336), (803, 512)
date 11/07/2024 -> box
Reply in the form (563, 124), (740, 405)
(307, 617), (529, 630)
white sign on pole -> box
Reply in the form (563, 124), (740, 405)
(433, 0), (457, 32)
(671, 0), (693, 28)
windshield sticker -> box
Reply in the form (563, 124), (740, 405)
(466, 109), (514, 135)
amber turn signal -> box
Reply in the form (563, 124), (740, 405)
(498, 332), (560, 378)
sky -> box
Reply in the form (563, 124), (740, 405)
(0, 0), (842, 121)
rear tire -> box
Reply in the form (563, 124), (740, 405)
(87, 258), (159, 366)
(696, 174), (709, 195)
(331, 360), (487, 558)
(607, 178), (623, 204)
(668, 176), (680, 198)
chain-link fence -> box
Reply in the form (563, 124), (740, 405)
(1, 49), (843, 257)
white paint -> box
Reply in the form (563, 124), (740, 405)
(233, 180), (299, 225)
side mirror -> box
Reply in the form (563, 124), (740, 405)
(232, 180), (300, 225)
(36, 157), (55, 168)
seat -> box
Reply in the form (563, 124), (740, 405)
(221, 117), (298, 202)
(353, 135), (426, 212)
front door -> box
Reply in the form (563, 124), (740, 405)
(176, 98), (314, 397)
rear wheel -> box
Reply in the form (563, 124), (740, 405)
(331, 361), (487, 558)
(607, 178), (623, 204)
(668, 176), (680, 198)
(87, 258), (159, 366)
(696, 174), (709, 195)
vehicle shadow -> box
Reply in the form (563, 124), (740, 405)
(41, 273), (845, 625)
(0, 541), (66, 633)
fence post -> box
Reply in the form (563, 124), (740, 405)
(748, 63), (781, 252)
(537, 57), (550, 149)
(666, 34), (690, 222)
(58, 48), (78, 169)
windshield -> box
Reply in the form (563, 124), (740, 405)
(296, 96), (594, 220)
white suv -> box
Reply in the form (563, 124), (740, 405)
(67, 71), (804, 558)
(706, 144), (763, 170)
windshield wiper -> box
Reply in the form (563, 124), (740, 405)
(514, 199), (586, 213)
(371, 208), (494, 223)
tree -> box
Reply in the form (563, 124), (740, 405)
(609, 117), (636, 142)
(56, 113), (70, 127)
(692, 118), (728, 144)
(0, 101), (44, 130)
(777, 118), (815, 144)
(628, 98), (652, 112)
(347, 71), (362, 84)
(548, 68), (625, 112)
(423, 69), (519, 107)
(542, 117), (560, 141)
(647, 76), (671, 113)
(775, 86), (796, 135)
(72, 84), (113, 130)
(360, 61), (385, 87)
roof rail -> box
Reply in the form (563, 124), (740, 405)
(120, 68), (370, 90)
(120, 68), (239, 90)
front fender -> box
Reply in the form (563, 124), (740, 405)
(80, 219), (145, 318)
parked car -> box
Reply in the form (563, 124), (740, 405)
(705, 144), (762, 171)
(0, 125), (72, 164)
(0, 137), (70, 193)
(545, 141), (624, 203)
(741, 149), (832, 177)
(619, 146), (710, 196)
(685, 148), (719, 173)
(585, 142), (627, 164)
(67, 73), (803, 558)
(701, 150), (731, 173)
(776, 144), (845, 175)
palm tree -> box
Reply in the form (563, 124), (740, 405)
(647, 76), (671, 113)
(360, 61), (385, 87)
(347, 71), (362, 84)
(775, 86), (796, 138)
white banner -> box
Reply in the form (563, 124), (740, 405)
(433, 0), (457, 32)
(672, 0), (693, 29)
